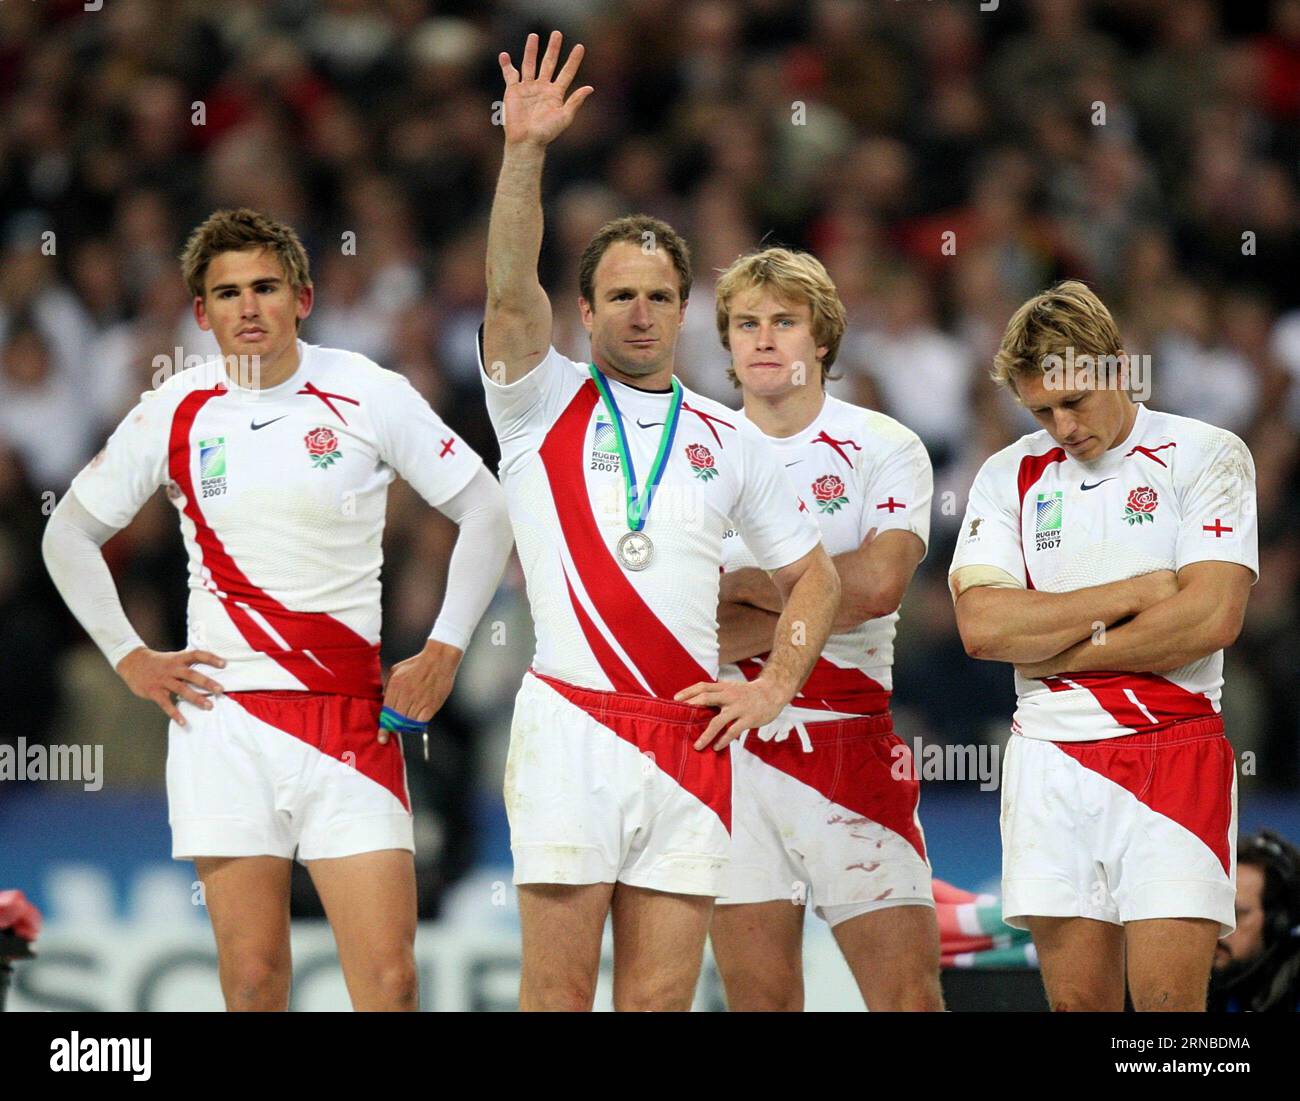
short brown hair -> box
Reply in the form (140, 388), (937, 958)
(993, 280), (1123, 392)
(577, 214), (692, 306)
(715, 247), (847, 387)
(179, 208), (312, 301)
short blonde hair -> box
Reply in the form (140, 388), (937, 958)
(715, 247), (847, 387)
(179, 208), (312, 301)
(992, 280), (1122, 392)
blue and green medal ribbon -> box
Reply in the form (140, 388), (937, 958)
(588, 364), (684, 534)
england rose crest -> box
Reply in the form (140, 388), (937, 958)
(686, 442), (717, 481)
(1123, 485), (1158, 524)
(811, 474), (848, 513)
(305, 426), (342, 469)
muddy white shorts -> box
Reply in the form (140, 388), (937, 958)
(1001, 716), (1237, 936)
(167, 690), (414, 862)
(716, 712), (934, 925)
(504, 670), (730, 896)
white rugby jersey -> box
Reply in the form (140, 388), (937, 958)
(949, 403), (1259, 742)
(479, 343), (821, 697)
(719, 395), (932, 723)
(70, 340), (483, 696)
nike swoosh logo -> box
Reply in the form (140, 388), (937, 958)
(1080, 477), (1115, 491)
(636, 419), (664, 429)
(250, 416), (287, 431)
(784, 460), (803, 467)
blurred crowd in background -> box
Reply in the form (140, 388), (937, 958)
(1, 0), (1298, 902)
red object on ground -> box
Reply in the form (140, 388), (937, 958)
(0, 890), (43, 943)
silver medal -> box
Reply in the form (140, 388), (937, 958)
(616, 530), (654, 571)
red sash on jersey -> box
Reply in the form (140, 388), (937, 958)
(169, 388), (382, 698)
(538, 382), (712, 699)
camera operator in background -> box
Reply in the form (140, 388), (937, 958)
(1209, 831), (1300, 1013)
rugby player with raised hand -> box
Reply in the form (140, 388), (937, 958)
(482, 31), (838, 1011)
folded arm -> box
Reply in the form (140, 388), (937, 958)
(717, 600), (780, 665)
(680, 544), (839, 749)
(951, 567), (1178, 664)
(1016, 561), (1253, 678)
(721, 528), (925, 632)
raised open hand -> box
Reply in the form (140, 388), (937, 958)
(498, 30), (593, 148)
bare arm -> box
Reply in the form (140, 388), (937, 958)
(717, 600), (780, 664)
(952, 569), (1178, 664)
(720, 528), (925, 632)
(719, 566), (784, 614)
(1016, 561), (1253, 678)
(761, 544), (841, 701)
(830, 528), (924, 629)
(678, 544), (839, 749)
(482, 31), (593, 383)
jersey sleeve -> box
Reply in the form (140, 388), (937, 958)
(1174, 427), (1259, 580)
(477, 327), (585, 462)
(720, 524), (761, 572)
(948, 451), (1027, 590)
(730, 424), (822, 572)
(372, 372), (483, 508)
(68, 389), (173, 530)
(863, 429), (932, 554)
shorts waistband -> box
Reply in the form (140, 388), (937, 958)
(528, 669), (713, 729)
(227, 690), (381, 704)
(796, 711), (895, 744)
(1029, 714), (1226, 748)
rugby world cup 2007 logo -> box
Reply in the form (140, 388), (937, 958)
(1035, 490), (1062, 551)
(590, 418), (621, 473)
(199, 437), (227, 499)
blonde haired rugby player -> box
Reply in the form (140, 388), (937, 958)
(949, 280), (1258, 1011)
(482, 32), (839, 1011)
(711, 247), (943, 1011)
(42, 208), (512, 1010)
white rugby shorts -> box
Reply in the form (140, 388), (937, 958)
(717, 712), (934, 924)
(167, 690), (414, 862)
(1001, 716), (1237, 936)
(505, 670), (730, 896)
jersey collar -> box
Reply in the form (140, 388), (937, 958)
(1076, 401), (1148, 472)
(744, 391), (831, 446)
(222, 339), (312, 399)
